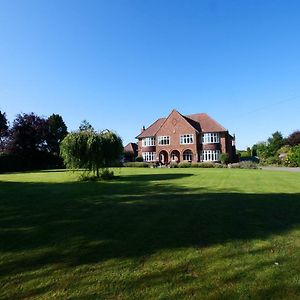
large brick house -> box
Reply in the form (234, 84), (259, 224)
(136, 109), (236, 164)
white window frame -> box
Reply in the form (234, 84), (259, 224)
(183, 150), (193, 161)
(201, 150), (221, 162)
(180, 134), (194, 145)
(142, 137), (155, 147)
(158, 136), (170, 145)
(142, 152), (156, 162)
(202, 133), (220, 144)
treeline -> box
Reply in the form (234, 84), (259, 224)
(0, 111), (68, 172)
(251, 130), (300, 167)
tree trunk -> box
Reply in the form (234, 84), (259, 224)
(96, 167), (99, 178)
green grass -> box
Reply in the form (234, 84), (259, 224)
(1, 168), (300, 299)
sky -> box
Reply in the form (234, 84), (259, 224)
(1, 0), (300, 149)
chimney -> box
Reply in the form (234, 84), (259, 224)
(141, 126), (145, 133)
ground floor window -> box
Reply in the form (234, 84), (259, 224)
(142, 152), (156, 162)
(201, 150), (220, 162)
(183, 150), (193, 161)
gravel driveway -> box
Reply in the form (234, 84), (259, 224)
(261, 166), (300, 172)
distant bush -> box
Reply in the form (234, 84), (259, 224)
(123, 162), (149, 168)
(169, 162), (179, 168)
(197, 162), (215, 168)
(228, 163), (241, 169)
(239, 161), (259, 169)
(220, 153), (229, 164)
(214, 163), (226, 168)
(178, 162), (192, 168)
(284, 145), (300, 167)
(100, 168), (115, 180)
(135, 156), (143, 162)
(176, 162), (221, 168)
(228, 162), (259, 169)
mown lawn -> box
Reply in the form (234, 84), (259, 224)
(1, 168), (300, 299)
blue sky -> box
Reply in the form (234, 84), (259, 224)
(1, 0), (300, 149)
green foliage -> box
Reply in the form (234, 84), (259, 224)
(135, 156), (144, 162)
(239, 161), (259, 169)
(246, 147), (251, 156)
(79, 120), (94, 132)
(169, 162), (179, 168)
(220, 153), (229, 164)
(284, 145), (300, 167)
(60, 130), (123, 177)
(46, 114), (68, 155)
(287, 130), (300, 146)
(267, 131), (284, 157)
(178, 162), (192, 168)
(0, 110), (8, 151)
(251, 144), (258, 156)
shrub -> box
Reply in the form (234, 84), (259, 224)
(284, 145), (300, 167)
(214, 163), (226, 168)
(100, 168), (115, 180)
(220, 153), (229, 164)
(123, 162), (149, 168)
(228, 163), (240, 168)
(198, 162), (215, 168)
(135, 156), (143, 162)
(178, 162), (192, 168)
(169, 162), (179, 168)
(239, 161), (259, 169)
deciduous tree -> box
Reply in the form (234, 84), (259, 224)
(46, 114), (68, 155)
(60, 130), (123, 178)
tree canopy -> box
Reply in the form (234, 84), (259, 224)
(60, 130), (123, 178)
(0, 111), (8, 151)
(46, 114), (68, 155)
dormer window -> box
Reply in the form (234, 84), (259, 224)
(142, 137), (155, 147)
(202, 133), (220, 144)
(180, 134), (194, 144)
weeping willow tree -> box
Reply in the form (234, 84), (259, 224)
(60, 130), (123, 178)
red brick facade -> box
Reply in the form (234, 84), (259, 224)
(136, 109), (236, 164)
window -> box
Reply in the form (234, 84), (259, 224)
(142, 152), (156, 162)
(142, 137), (155, 147)
(202, 133), (220, 144)
(183, 150), (193, 161)
(158, 136), (170, 145)
(180, 134), (194, 144)
(201, 150), (220, 161)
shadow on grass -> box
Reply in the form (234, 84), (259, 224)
(1, 172), (300, 279)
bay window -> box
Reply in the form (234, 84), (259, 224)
(201, 150), (221, 162)
(142, 152), (156, 162)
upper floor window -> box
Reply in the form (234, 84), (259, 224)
(180, 134), (194, 144)
(202, 133), (220, 144)
(142, 137), (155, 147)
(158, 136), (170, 145)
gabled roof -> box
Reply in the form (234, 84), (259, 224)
(124, 142), (138, 153)
(186, 113), (227, 132)
(136, 110), (228, 139)
(136, 118), (166, 138)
